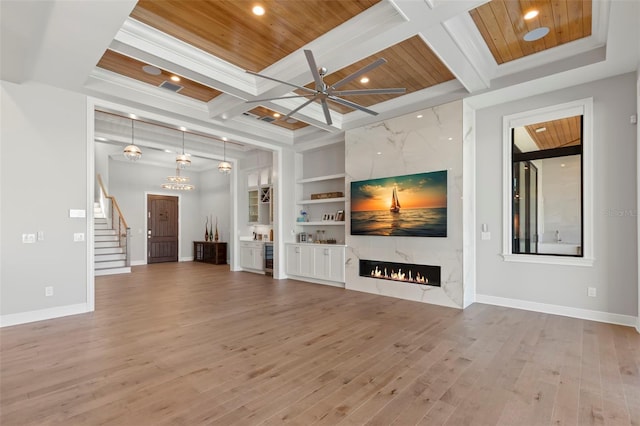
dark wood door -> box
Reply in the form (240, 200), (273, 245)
(147, 195), (178, 264)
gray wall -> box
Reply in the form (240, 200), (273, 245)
(108, 160), (230, 263)
(475, 72), (638, 317)
(1, 81), (89, 316)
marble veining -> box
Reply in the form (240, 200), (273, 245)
(345, 100), (464, 309)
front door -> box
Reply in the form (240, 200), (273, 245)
(147, 194), (178, 263)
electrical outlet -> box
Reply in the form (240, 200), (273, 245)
(587, 287), (597, 297)
(45, 286), (54, 297)
(73, 232), (85, 242)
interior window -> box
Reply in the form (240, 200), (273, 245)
(502, 98), (593, 266)
(512, 116), (583, 256)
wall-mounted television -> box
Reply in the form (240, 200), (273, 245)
(350, 170), (447, 237)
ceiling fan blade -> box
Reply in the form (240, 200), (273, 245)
(320, 99), (333, 125)
(304, 50), (324, 91)
(246, 70), (316, 94)
(283, 96), (317, 120)
(330, 88), (406, 96)
(328, 96), (378, 116)
(246, 94), (315, 103)
(330, 58), (387, 90)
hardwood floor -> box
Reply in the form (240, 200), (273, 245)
(1, 262), (639, 425)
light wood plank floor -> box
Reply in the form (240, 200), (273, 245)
(1, 263), (639, 425)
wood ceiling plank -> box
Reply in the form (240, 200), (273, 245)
(131, 0), (380, 72)
(470, 0), (592, 65)
(97, 50), (222, 102)
(524, 116), (581, 150)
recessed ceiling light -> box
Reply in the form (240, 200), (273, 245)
(273, 113), (281, 118)
(164, 149), (173, 153)
(252, 5), (265, 16)
(170, 75), (181, 82)
(360, 77), (369, 84)
(179, 126), (187, 131)
(561, 163), (566, 168)
(448, 137), (453, 141)
(535, 126), (547, 133)
(376, 152), (382, 155)
(129, 113), (137, 119)
(222, 137), (228, 141)
(523, 27), (549, 42)
(142, 65), (161, 76)
(416, 114), (423, 118)
(524, 10), (539, 20)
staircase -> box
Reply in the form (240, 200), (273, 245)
(94, 203), (131, 276)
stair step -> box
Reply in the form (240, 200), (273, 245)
(95, 229), (117, 236)
(95, 266), (131, 276)
(95, 253), (126, 262)
(95, 241), (122, 249)
(95, 247), (125, 255)
(95, 259), (127, 269)
(95, 235), (120, 242)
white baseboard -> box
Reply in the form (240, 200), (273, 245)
(130, 260), (146, 266)
(0, 303), (91, 328)
(179, 257), (193, 262)
(476, 294), (637, 328)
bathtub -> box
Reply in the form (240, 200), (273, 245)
(537, 242), (581, 255)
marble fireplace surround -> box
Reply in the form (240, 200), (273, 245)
(345, 100), (464, 309)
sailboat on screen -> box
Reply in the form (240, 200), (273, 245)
(390, 186), (400, 213)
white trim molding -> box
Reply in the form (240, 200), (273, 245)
(476, 294), (637, 328)
(0, 303), (91, 328)
(502, 98), (594, 267)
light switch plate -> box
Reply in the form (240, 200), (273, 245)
(73, 232), (85, 242)
(37, 231), (44, 241)
(69, 209), (86, 218)
(481, 231), (491, 240)
(22, 233), (36, 243)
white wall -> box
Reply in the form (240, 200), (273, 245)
(475, 72), (638, 319)
(108, 160), (217, 263)
(199, 167), (232, 251)
(1, 81), (90, 320)
(345, 100), (464, 308)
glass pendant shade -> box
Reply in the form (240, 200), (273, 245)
(124, 119), (142, 161)
(176, 131), (191, 168)
(218, 140), (232, 174)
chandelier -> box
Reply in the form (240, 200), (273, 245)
(218, 139), (232, 174)
(123, 118), (142, 161)
(162, 167), (194, 191)
(176, 130), (191, 168)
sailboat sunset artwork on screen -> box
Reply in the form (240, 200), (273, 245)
(350, 170), (447, 237)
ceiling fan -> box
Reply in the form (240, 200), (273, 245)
(246, 50), (406, 126)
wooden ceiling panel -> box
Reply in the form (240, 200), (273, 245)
(131, 0), (381, 72)
(470, 0), (592, 64)
(296, 35), (456, 114)
(525, 116), (581, 150)
(248, 106), (309, 130)
(97, 50), (222, 102)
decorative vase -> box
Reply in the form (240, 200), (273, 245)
(205, 218), (209, 241)
(214, 226), (219, 242)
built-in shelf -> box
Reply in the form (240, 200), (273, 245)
(297, 197), (345, 205)
(297, 173), (346, 184)
(297, 221), (346, 226)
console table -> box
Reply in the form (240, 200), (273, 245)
(193, 241), (227, 264)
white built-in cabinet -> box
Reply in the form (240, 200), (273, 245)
(285, 243), (345, 286)
(239, 241), (264, 272)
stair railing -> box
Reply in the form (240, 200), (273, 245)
(97, 174), (131, 267)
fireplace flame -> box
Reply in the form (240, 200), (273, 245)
(370, 265), (428, 284)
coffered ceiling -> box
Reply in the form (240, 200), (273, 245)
(1, 0), (637, 157)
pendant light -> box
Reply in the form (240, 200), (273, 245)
(162, 166), (194, 191)
(123, 118), (142, 161)
(176, 130), (191, 168)
(218, 138), (232, 174)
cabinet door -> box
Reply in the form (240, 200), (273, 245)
(240, 245), (254, 269)
(286, 245), (301, 275)
(299, 245), (314, 277)
(248, 190), (259, 223)
(314, 247), (330, 280)
(328, 247), (345, 282)
(252, 247), (263, 270)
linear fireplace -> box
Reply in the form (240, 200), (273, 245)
(359, 259), (441, 287)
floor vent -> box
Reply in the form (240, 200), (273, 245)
(159, 81), (184, 93)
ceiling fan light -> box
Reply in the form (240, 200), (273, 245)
(218, 160), (232, 174)
(123, 144), (142, 161)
